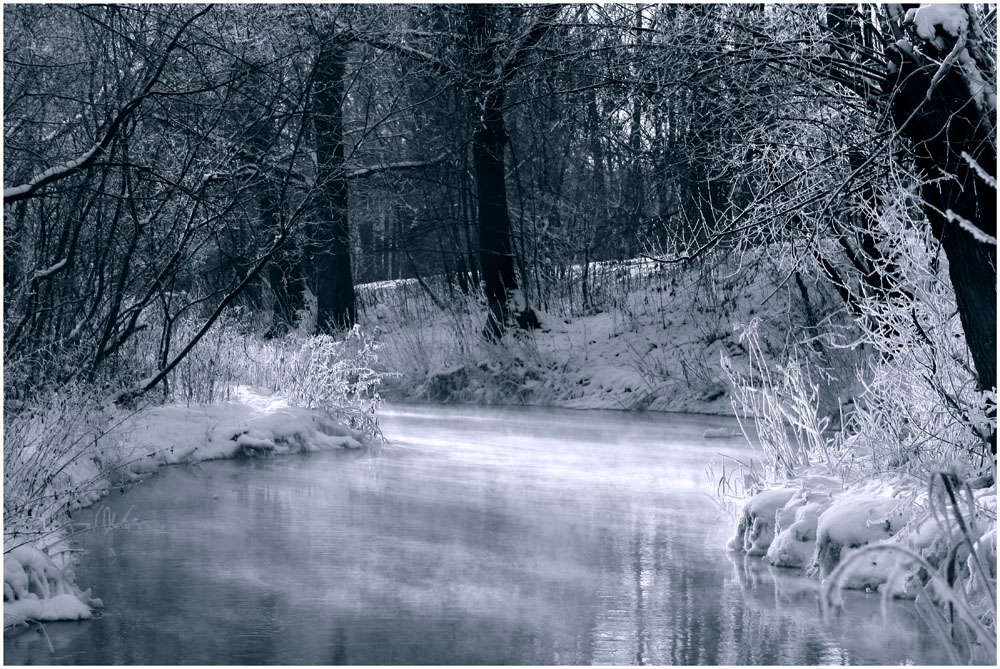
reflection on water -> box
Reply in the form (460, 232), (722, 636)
(4, 404), (950, 665)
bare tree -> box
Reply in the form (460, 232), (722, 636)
(355, 4), (560, 336)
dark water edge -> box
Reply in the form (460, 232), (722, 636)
(5, 404), (952, 665)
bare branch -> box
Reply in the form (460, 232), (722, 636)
(3, 5), (213, 204)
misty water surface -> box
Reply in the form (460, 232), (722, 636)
(4, 404), (950, 665)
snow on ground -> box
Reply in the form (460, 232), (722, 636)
(112, 386), (363, 469)
(3, 386), (367, 630)
(363, 255), (797, 417)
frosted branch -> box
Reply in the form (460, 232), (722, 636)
(945, 210), (997, 245)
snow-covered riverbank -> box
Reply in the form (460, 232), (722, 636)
(726, 470), (997, 662)
(363, 257), (804, 417)
(3, 387), (370, 629)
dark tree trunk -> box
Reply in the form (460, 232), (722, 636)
(465, 5), (539, 337)
(885, 21), (997, 394)
(472, 89), (521, 337)
(310, 38), (356, 332)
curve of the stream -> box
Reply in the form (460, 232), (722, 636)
(4, 404), (949, 665)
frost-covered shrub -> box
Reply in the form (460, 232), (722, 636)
(282, 326), (387, 437)
(3, 385), (113, 551)
(722, 170), (994, 486)
(212, 325), (390, 438)
(143, 314), (389, 438)
(722, 318), (838, 479)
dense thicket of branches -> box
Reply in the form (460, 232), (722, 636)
(4, 4), (996, 428)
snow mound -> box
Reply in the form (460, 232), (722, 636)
(113, 386), (366, 469)
(232, 406), (363, 455)
(3, 546), (101, 628)
(4, 593), (93, 627)
(728, 488), (798, 556)
(767, 489), (834, 568)
(905, 4), (968, 41)
(814, 496), (915, 583)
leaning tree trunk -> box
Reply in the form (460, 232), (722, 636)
(885, 10), (997, 394)
(310, 37), (356, 333)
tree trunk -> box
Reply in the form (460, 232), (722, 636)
(886, 20), (997, 394)
(310, 37), (356, 332)
(472, 90), (522, 338)
(465, 4), (540, 337)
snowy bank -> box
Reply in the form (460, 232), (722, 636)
(109, 386), (364, 471)
(366, 255), (802, 418)
(729, 477), (997, 599)
(4, 386), (369, 630)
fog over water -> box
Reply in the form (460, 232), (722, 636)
(5, 404), (949, 665)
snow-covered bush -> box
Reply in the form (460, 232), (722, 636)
(3, 385), (115, 551)
(280, 326), (387, 437)
(822, 474), (996, 664)
(132, 312), (389, 439)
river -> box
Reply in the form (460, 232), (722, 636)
(4, 403), (949, 664)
